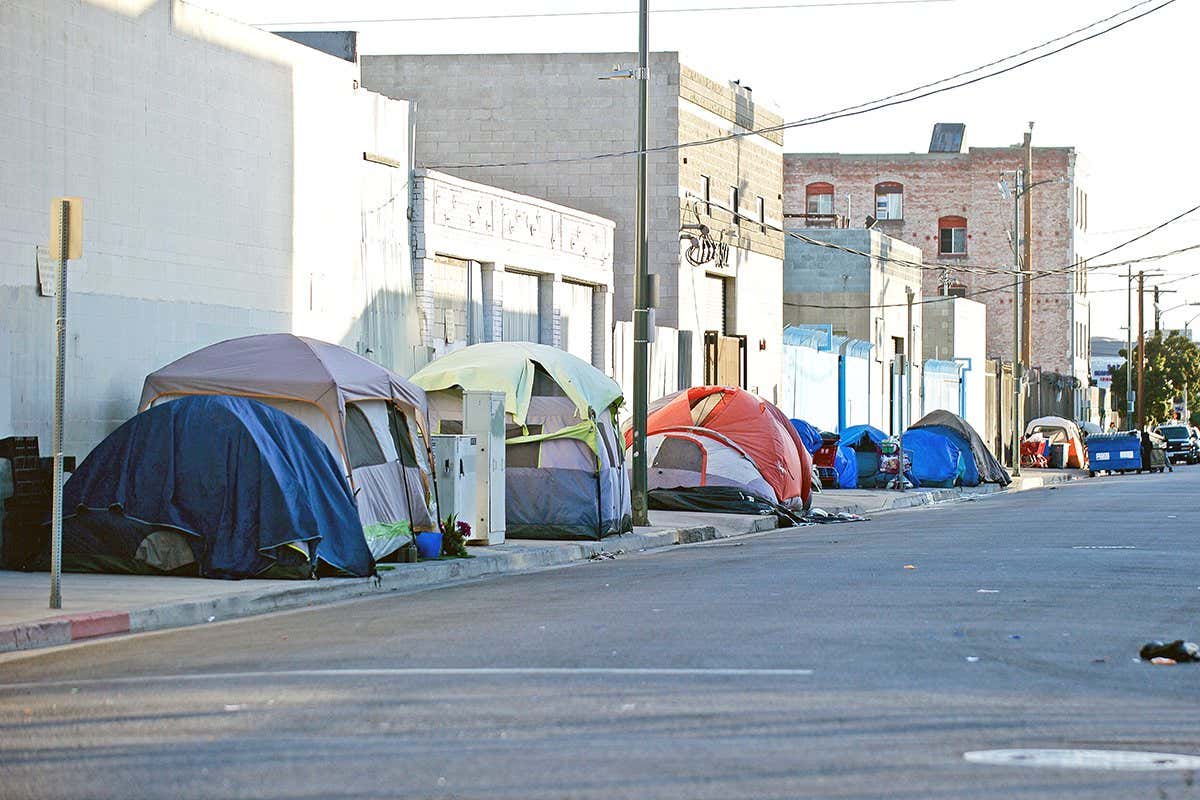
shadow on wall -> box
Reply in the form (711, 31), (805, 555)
(1, 0), (298, 457)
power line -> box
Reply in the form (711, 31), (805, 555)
(780, 204), (1200, 310)
(257, 0), (953, 27)
(702, 196), (1200, 285)
(427, 0), (1175, 170)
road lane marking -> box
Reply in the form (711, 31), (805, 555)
(0, 667), (815, 691)
(965, 749), (1200, 771)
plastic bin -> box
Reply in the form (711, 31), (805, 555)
(1086, 432), (1142, 475)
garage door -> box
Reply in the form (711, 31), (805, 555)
(502, 270), (540, 343)
(561, 281), (594, 365)
(700, 274), (728, 335)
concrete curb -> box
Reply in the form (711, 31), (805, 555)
(0, 523), (744, 655)
(815, 469), (1086, 517)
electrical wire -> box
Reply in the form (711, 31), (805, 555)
(699, 197), (1200, 310)
(256, 0), (954, 27)
(426, 0), (1175, 170)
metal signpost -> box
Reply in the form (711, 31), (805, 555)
(49, 197), (81, 609)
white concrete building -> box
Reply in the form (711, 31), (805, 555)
(411, 170), (615, 372)
(922, 297), (988, 435)
(0, 1), (420, 457)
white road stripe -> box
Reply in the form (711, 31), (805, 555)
(0, 667), (814, 691)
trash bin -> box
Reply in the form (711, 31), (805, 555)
(1085, 432), (1141, 476)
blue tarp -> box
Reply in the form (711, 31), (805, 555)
(834, 444), (858, 489)
(902, 428), (972, 487)
(789, 418), (823, 455)
(907, 425), (982, 486)
(62, 395), (374, 579)
(839, 424), (888, 449)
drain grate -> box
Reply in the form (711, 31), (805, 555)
(964, 749), (1200, 771)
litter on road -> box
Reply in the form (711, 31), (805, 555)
(1139, 640), (1200, 663)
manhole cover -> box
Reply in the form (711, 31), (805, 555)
(964, 749), (1200, 771)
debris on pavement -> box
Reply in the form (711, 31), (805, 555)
(1151, 657), (1178, 666)
(976, 589), (999, 593)
(1139, 640), (1200, 663)
(588, 549), (625, 561)
(965, 656), (980, 662)
(903, 564), (917, 570)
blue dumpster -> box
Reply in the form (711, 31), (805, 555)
(1086, 432), (1142, 475)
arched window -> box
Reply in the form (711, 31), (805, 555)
(806, 182), (834, 215)
(938, 215), (967, 255)
(875, 181), (903, 220)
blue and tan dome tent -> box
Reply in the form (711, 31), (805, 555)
(58, 396), (373, 579)
(412, 342), (632, 540)
(140, 334), (437, 560)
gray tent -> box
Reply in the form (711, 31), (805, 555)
(909, 409), (1011, 486)
(412, 342), (631, 540)
(140, 334), (436, 558)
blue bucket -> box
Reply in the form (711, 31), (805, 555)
(414, 531), (443, 560)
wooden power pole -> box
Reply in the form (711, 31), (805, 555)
(1137, 270), (1146, 429)
(1021, 126), (1034, 368)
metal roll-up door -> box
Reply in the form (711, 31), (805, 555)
(502, 270), (540, 343)
(562, 280), (594, 364)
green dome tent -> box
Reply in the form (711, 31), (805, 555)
(412, 343), (631, 540)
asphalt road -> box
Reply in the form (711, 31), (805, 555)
(2, 470), (1199, 799)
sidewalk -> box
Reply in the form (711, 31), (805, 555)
(813, 467), (1089, 516)
(0, 510), (777, 655)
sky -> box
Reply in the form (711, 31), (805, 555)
(193, 0), (1200, 339)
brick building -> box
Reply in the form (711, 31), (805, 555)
(363, 53), (785, 403)
(784, 129), (1091, 414)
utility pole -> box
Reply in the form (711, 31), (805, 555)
(1137, 270), (1146, 429)
(1126, 264), (1134, 428)
(1021, 124), (1034, 368)
(1011, 169), (1022, 475)
(1154, 286), (1161, 334)
(629, 0), (650, 527)
(896, 286), (914, 491)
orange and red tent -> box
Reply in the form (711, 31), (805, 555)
(628, 386), (813, 509)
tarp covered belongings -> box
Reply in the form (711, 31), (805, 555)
(909, 409), (1011, 486)
(140, 333), (436, 559)
(1025, 415), (1086, 469)
(59, 395), (374, 579)
(788, 418), (822, 455)
(635, 387), (812, 509)
(839, 424), (888, 483)
(413, 342), (631, 541)
(902, 427), (976, 487)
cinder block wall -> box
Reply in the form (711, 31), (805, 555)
(363, 53), (683, 325)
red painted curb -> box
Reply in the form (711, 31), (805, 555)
(45, 611), (131, 641)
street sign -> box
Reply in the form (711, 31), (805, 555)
(49, 197), (82, 261)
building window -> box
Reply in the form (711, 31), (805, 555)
(730, 186), (740, 225)
(806, 182), (834, 215)
(938, 215), (967, 255)
(875, 182), (903, 220)
(757, 195), (766, 233)
(700, 175), (711, 217)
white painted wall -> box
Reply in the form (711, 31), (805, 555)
(951, 299), (988, 435)
(0, 0), (416, 457)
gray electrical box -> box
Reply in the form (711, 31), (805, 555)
(463, 390), (506, 544)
